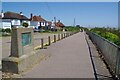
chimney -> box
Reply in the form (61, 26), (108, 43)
(30, 13), (33, 20)
(1, 10), (4, 18)
(58, 20), (60, 22)
(20, 12), (23, 15)
(39, 15), (41, 17)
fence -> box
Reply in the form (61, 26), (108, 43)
(86, 31), (120, 79)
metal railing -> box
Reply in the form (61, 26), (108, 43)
(86, 31), (120, 79)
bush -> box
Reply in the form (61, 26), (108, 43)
(5, 28), (11, 33)
(64, 26), (80, 32)
(90, 27), (120, 46)
(0, 28), (2, 32)
(22, 22), (29, 28)
(2, 29), (5, 32)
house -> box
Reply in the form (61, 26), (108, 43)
(1, 11), (30, 29)
(30, 14), (49, 30)
(46, 20), (65, 31)
(47, 21), (52, 29)
(55, 20), (65, 29)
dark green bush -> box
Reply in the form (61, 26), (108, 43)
(65, 26), (80, 32)
(2, 29), (5, 32)
(22, 22), (29, 28)
(5, 28), (11, 33)
(0, 28), (2, 32)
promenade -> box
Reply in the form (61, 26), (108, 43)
(22, 32), (95, 78)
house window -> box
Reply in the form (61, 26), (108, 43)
(11, 20), (20, 25)
(43, 22), (44, 25)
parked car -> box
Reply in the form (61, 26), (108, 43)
(33, 28), (40, 32)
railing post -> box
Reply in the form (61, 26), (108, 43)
(48, 36), (51, 45)
(41, 38), (44, 49)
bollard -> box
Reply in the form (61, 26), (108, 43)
(66, 33), (67, 37)
(54, 35), (56, 42)
(58, 34), (60, 41)
(68, 33), (70, 37)
(41, 38), (44, 49)
(63, 33), (64, 38)
(61, 34), (63, 39)
(65, 33), (66, 38)
(67, 33), (68, 37)
(67, 33), (69, 37)
(62, 34), (64, 39)
(48, 36), (51, 45)
(64, 33), (65, 38)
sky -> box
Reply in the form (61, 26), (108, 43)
(2, 2), (118, 28)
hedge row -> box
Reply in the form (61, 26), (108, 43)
(90, 27), (120, 46)
(0, 28), (11, 33)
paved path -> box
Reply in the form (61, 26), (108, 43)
(22, 32), (95, 78)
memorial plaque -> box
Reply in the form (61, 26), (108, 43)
(22, 32), (31, 46)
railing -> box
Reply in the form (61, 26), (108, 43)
(86, 31), (120, 79)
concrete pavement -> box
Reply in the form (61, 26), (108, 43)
(21, 32), (95, 78)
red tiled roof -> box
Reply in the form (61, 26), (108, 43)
(55, 22), (65, 28)
(47, 21), (52, 25)
(2, 11), (29, 20)
(31, 16), (47, 22)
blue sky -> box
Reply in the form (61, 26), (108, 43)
(2, 2), (118, 27)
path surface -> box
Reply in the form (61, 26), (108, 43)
(22, 32), (95, 78)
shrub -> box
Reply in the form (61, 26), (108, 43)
(64, 26), (80, 32)
(2, 29), (5, 32)
(5, 28), (11, 33)
(90, 27), (120, 46)
(0, 28), (2, 32)
(22, 22), (29, 28)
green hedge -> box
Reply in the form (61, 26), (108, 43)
(0, 28), (11, 33)
(64, 26), (80, 32)
(90, 27), (120, 46)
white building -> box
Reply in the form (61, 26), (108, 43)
(1, 11), (30, 29)
(30, 14), (49, 30)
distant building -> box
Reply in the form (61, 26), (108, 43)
(1, 11), (30, 29)
(47, 21), (52, 29)
(55, 20), (65, 29)
(30, 14), (49, 30)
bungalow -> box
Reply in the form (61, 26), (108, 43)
(55, 20), (65, 29)
(47, 21), (52, 29)
(30, 14), (49, 30)
(1, 11), (30, 29)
